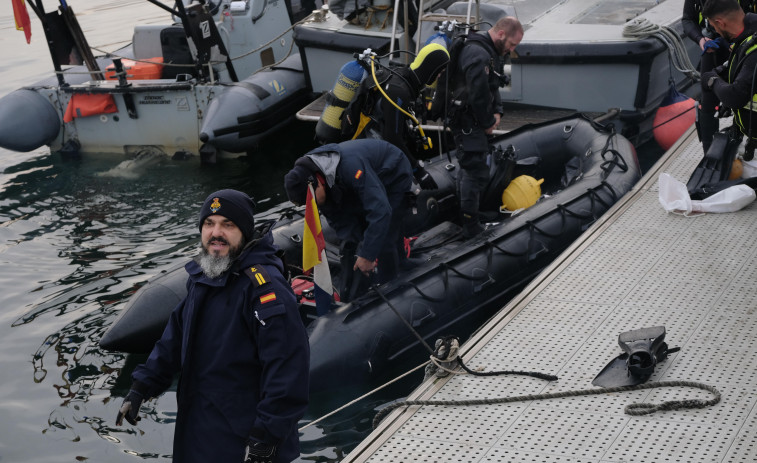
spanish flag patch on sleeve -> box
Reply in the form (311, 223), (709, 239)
(259, 292), (277, 304)
(354, 169), (363, 179)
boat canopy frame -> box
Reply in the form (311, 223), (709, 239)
(24, 0), (240, 86)
(387, 0), (481, 61)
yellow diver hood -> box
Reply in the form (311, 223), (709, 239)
(410, 43), (450, 86)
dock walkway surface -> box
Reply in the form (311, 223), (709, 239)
(342, 126), (757, 462)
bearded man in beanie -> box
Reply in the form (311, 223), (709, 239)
(114, 189), (310, 463)
(284, 139), (413, 298)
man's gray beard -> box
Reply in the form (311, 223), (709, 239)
(197, 240), (245, 279)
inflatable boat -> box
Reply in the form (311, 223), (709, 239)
(0, 0), (316, 161)
(294, 0), (700, 146)
(99, 114), (641, 392)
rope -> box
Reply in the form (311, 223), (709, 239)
(455, 356), (558, 381)
(622, 17), (699, 80)
(371, 284), (436, 355)
(423, 336), (558, 382)
(298, 360), (430, 432)
(373, 380), (721, 429)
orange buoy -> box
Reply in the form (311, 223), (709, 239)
(729, 158), (743, 180)
(653, 84), (696, 151)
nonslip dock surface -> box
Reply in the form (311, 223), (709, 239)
(343, 126), (757, 462)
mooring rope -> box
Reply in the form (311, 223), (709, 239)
(298, 360), (431, 432)
(623, 17), (699, 80)
(372, 380), (721, 429)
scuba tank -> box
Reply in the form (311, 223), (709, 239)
(315, 60), (367, 144)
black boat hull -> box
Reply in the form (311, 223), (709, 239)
(99, 114), (641, 393)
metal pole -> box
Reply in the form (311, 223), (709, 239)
(390, 0), (401, 59)
(416, 0), (425, 54)
(403, 0), (409, 64)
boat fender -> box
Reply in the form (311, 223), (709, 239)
(315, 60), (366, 144)
(501, 175), (543, 211)
(653, 84), (696, 151)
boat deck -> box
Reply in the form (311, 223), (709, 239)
(341, 126), (757, 462)
(296, 93), (598, 134)
(298, 0), (684, 42)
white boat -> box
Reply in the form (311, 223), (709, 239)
(0, 0), (319, 161)
(293, 0), (700, 144)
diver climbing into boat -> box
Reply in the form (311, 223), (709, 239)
(316, 44), (450, 189)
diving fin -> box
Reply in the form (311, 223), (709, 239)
(686, 129), (742, 195)
(592, 326), (678, 388)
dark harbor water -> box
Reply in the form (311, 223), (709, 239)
(0, 2), (667, 462)
(0, 3), (401, 461)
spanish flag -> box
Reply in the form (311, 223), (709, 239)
(303, 183), (333, 315)
(13, 0), (32, 44)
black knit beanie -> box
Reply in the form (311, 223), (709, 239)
(198, 189), (256, 240)
(284, 157), (320, 206)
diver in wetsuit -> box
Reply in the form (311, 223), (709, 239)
(702, 0), (757, 159)
(685, 0), (757, 153)
(442, 16), (523, 238)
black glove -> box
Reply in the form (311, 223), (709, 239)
(243, 439), (277, 463)
(414, 166), (438, 190)
(716, 105), (732, 119)
(115, 388), (145, 426)
(701, 70), (719, 89)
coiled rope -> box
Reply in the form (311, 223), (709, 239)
(373, 380), (721, 429)
(622, 17), (699, 80)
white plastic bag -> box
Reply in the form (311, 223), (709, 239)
(658, 173), (756, 215)
(658, 173), (692, 214)
(693, 184), (756, 213)
(742, 159), (757, 178)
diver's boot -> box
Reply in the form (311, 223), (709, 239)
(618, 326), (668, 382)
(461, 210), (483, 238)
(698, 111), (719, 155)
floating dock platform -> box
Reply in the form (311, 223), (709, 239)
(342, 125), (757, 462)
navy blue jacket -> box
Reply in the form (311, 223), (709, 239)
(306, 139), (413, 262)
(132, 230), (309, 463)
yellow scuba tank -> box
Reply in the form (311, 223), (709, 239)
(501, 175), (544, 211)
(315, 60), (366, 144)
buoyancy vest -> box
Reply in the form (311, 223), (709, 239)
(728, 32), (757, 137)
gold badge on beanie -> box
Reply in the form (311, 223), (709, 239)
(210, 198), (221, 213)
